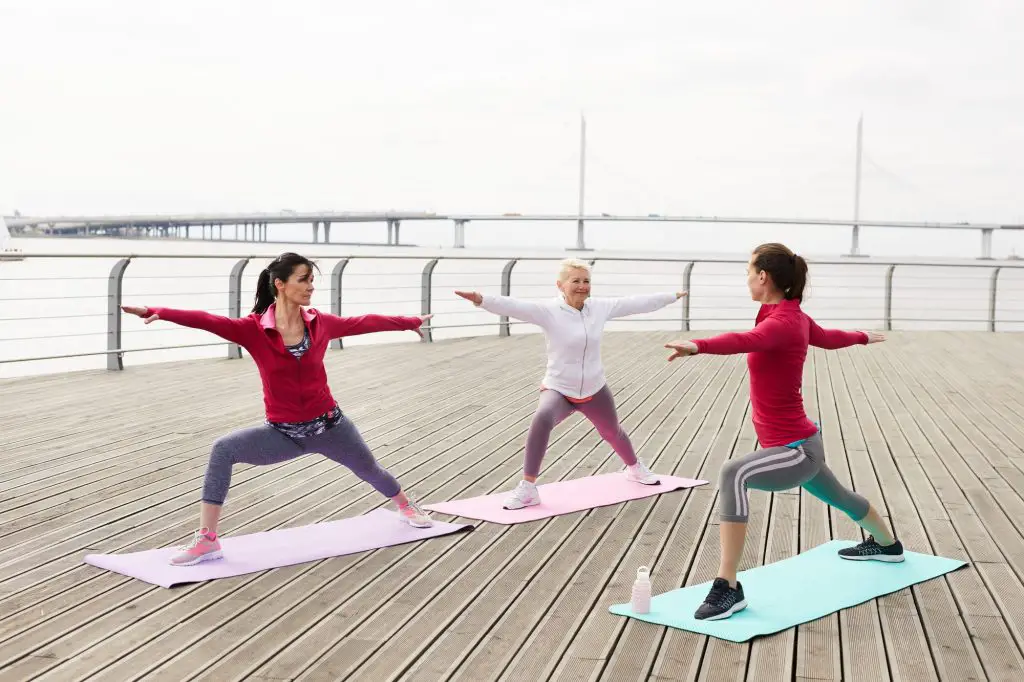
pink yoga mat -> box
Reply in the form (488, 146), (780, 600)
(422, 472), (707, 524)
(83, 509), (472, 588)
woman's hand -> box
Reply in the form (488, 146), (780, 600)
(676, 291), (688, 299)
(665, 339), (699, 361)
(863, 331), (886, 344)
(121, 305), (160, 324)
(414, 314), (433, 338)
(454, 291), (483, 306)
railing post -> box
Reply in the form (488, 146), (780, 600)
(980, 228), (994, 259)
(107, 258), (131, 370)
(420, 259), (439, 342)
(330, 258), (350, 350)
(453, 220), (467, 248)
(682, 262), (695, 331)
(989, 266), (1003, 332)
(883, 264), (896, 331)
(499, 259), (518, 337)
(226, 258), (250, 359)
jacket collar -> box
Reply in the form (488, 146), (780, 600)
(259, 302), (316, 330)
(757, 297), (800, 321)
(555, 295), (589, 313)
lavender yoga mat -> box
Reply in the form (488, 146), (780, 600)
(83, 509), (472, 588)
(422, 472), (707, 524)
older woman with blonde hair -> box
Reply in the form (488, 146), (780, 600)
(456, 258), (686, 510)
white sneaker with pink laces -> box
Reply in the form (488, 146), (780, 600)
(170, 528), (223, 566)
(399, 500), (433, 528)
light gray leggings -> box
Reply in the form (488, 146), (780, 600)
(718, 431), (870, 523)
(201, 415), (401, 505)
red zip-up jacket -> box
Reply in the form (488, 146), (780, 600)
(692, 299), (867, 448)
(147, 303), (423, 423)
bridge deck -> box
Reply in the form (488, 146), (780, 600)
(1, 331), (1023, 681)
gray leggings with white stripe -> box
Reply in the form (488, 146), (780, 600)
(718, 431), (870, 523)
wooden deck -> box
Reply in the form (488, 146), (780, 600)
(2, 330), (1024, 681)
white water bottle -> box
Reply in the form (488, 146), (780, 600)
(631, 566), (652, 614)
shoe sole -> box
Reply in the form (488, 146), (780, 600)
(170, 550), (223, 567)
(698, 598), (748, 621)
(502, 499), (540, 510)
(624, 468), (660, 485)
(839, 553), (905, 562)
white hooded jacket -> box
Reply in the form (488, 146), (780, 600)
(479, 292), (679, 399)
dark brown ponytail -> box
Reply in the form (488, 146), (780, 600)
(752, 243), (808, 301)
(252, 268), (275, 315)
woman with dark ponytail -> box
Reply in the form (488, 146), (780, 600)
(664, 242), (899, 621)
(122, 252), (435, 566)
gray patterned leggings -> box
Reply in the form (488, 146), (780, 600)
(201, 415), (401, 505)
(717, 431), (870, 523)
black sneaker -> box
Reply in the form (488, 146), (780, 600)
(838, 535), (905, 562)
(694, 577), (747, 620)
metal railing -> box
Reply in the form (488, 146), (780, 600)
(1, 252), (1023, 372)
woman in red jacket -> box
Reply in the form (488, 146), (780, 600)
(122, 252), (433, 567)
(664, 243), (902, 621)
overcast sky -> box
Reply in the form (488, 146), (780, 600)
(1, 1), (1021, 255)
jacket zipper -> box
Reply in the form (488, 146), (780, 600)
(578, 308), (587, 397)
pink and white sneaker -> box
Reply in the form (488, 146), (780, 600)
(170, 528), (223, 566)
(398, 500), (433, 528)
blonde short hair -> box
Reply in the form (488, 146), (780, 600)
(558, 258), (592, 282)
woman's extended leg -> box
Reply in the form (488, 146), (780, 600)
(311, 414), (433, 528)
(504, 390), (576, 509)
(171, 425), (304, 566)
(797, 435), (903, 561)
(574, 385), (658, 484)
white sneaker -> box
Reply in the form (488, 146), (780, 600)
(503, 480), (541, 509)
(398, 500), (433, 528)
(625, 459), (660, 485)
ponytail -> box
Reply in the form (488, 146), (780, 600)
(250, 252), (320, 315)
(789, 254), (808, 301)
(252, 268), (276, 314)
(752, 243), (808, 302)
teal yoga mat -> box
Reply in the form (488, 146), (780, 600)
(609, 540), (966, 642)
